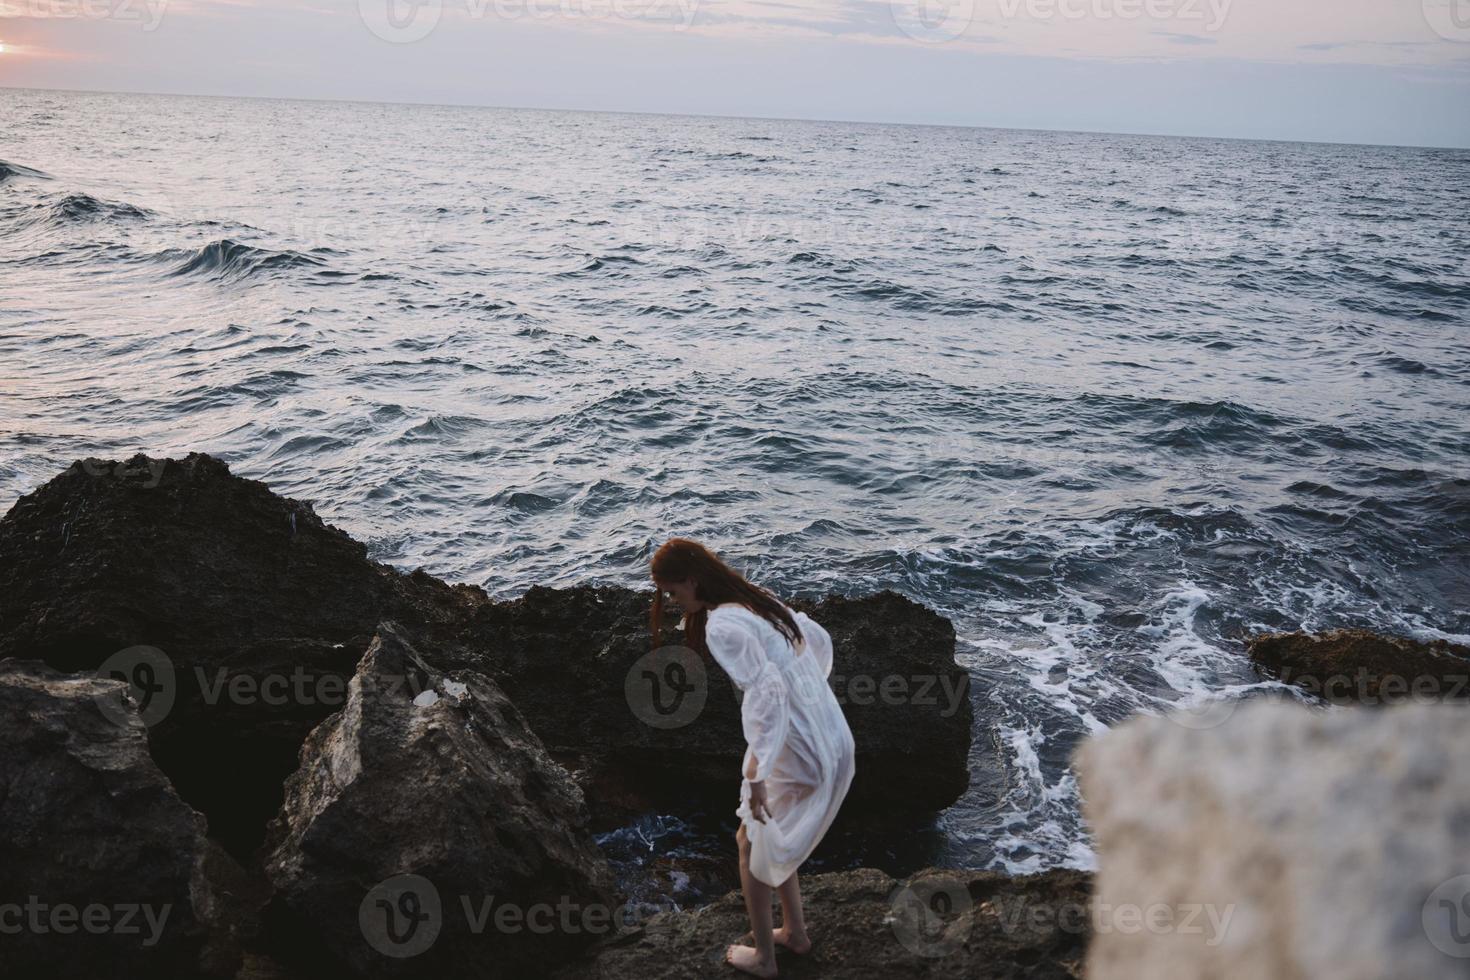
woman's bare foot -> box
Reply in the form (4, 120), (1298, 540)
(739, 926), (812, 955)
(772, 925), (812, 955)
(725, 944), (778, 978)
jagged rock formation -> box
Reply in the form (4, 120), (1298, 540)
(262, 623), (614, 978)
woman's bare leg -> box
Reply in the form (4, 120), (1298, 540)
(773, 873), (812, 954)
(726, 824), (777, 978)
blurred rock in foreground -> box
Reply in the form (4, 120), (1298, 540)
(1077, 700), (1470, 979)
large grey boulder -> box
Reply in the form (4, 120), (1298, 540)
(0, 659), (249, 978)
(262, 623), (615, 979)
(1077, 700), (1470, 979)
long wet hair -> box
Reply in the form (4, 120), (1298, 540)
(650, 538), (803, 656)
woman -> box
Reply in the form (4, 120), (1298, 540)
(650, 538), (856, 978)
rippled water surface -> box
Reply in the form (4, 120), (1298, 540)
(3, 88), (1469, 878)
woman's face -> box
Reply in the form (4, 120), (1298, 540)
(655, 576), (703, 611)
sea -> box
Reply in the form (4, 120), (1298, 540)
(3, 87), (1468, 891)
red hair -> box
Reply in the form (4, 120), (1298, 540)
(650, 538), (803, 656)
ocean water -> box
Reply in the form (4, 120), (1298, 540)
(3, 88), (1469, 880)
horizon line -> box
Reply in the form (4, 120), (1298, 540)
(4, 82), (1467, 152)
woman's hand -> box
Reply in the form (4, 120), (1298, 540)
(747, 780), (773, 824)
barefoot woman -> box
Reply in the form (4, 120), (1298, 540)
(651, 538), (856, 977)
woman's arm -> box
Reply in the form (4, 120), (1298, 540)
(708, 617), (791, 787)
(745, 754), (773, 823)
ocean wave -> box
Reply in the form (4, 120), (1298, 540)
(0, 159), (51, 183)
(8, 193), (152, 232)
(163, 238), (330, 281)
(559, 254), (644, 277)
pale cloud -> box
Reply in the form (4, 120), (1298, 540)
(628, 0), (1470, 69)
(1153, 29), (1216, 45)
(1, 0), (1464, 68)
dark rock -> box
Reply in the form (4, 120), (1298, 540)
(0, 659), (252, 978)
(0, 453), (487, 858)
(1248, 628), (1470, 704)
(456, 584), (972, 822)
(0, 453), (472, 667)
(261, 622), (615, 979)
(556, 867), (1092, 979)
(0, 454), (973, 853)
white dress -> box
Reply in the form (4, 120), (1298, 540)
(705, 602), (857, 888)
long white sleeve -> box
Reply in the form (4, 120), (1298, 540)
(793, 611), (834, 677)
(706, 616), (790, 783)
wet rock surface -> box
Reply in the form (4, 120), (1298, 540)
(557, 866), (1092, 979)
(1248, 628), (1470, 704)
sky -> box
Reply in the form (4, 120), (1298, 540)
(1, 0), (1468, 146)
